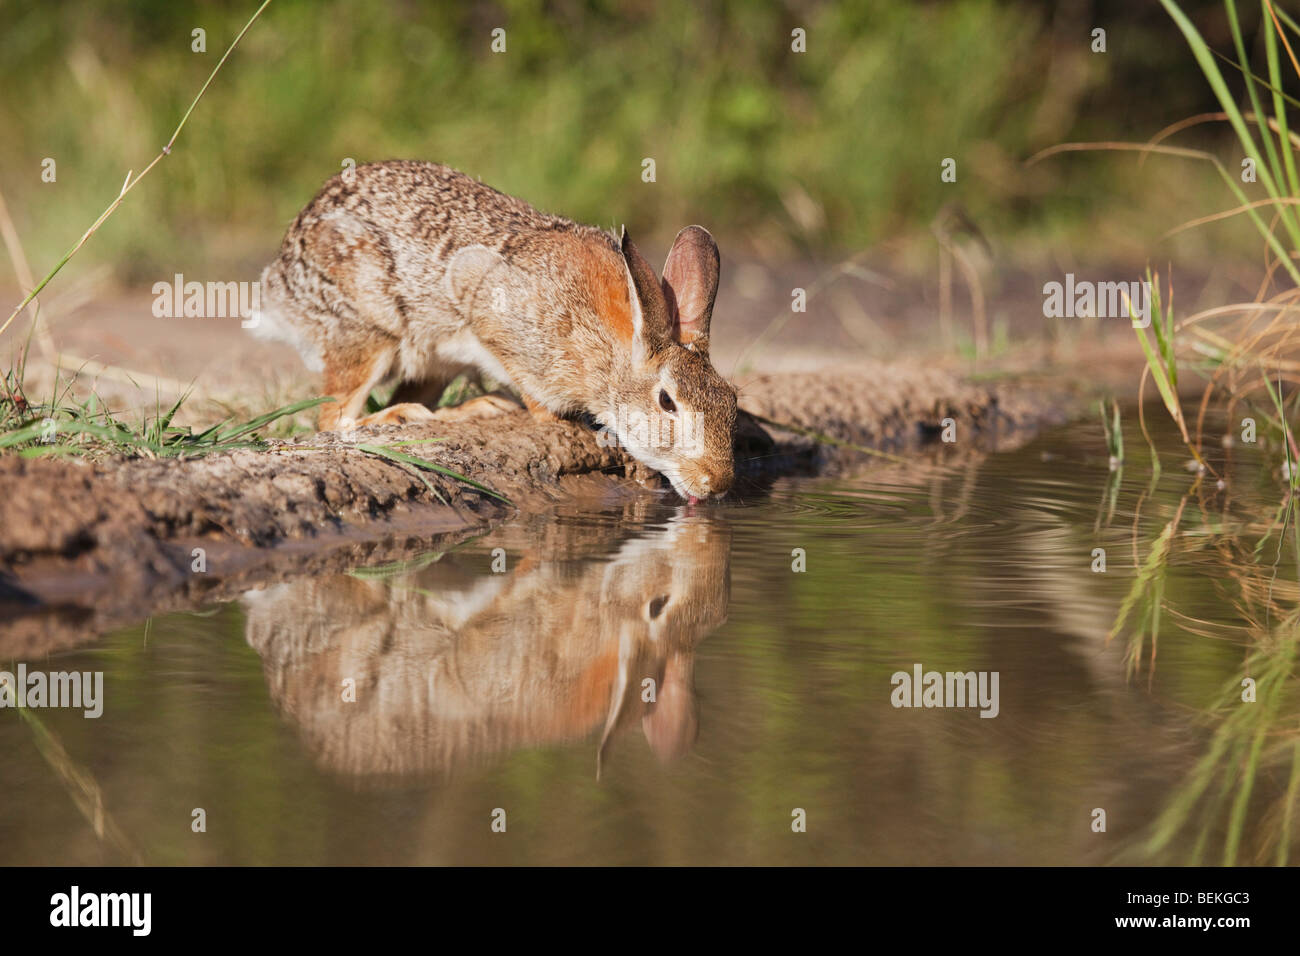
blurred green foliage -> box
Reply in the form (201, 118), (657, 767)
(0, 0), (1257, 284)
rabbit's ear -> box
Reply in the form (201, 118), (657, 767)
(661, 225), (719, 353)
(620, 227), (672, 361)
(595, 627), (636, 780)
(642, 653), (699, 764)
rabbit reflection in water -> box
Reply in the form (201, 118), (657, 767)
(242, 506), (730, 783)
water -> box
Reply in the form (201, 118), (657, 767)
(1, 411), (1293, 865)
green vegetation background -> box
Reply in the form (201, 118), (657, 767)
(0, 0), (1250, 285)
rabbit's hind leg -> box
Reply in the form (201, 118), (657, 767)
(521, 393), (562, 423)
(354, 367), (455, 425)
(353, 360), (500, 426)
(422, 393), (521, 422)
(354, 403), (439, 426)
(353, 393), (514, 426)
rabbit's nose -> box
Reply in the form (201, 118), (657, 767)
(701, 470), (733, 497)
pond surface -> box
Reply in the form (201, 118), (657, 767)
(1, 410), (1294, 865)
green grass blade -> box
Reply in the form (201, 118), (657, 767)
(1161, 0), (1300, 250)
(355, 442), (511, 503)
(1226, 2), (1286, 192)
(1265, 3), (1300, 198)
(215, 396), (330, 442)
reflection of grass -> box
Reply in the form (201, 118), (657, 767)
(1104, 427), (1300, 863)
(1095, 401), (1124, 531)
(17, 705), (145, 864)
(1145, 614), (1299, 865)
(1100, 397), (1124, 468)
(346, 532), (484, 581)
(1104, 469), (1300, 863)
(1109, 495), (1184, 681)
(1252, 369), (1300, 574)
(1108, 464), (1300, 863)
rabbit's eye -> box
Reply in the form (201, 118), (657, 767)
(648, 595), (670, 619)
(658, 389), (677, 414)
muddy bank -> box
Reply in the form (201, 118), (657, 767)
(0, 363), (1066, 653)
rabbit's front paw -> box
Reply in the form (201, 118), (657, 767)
(430, 394), (521, 422)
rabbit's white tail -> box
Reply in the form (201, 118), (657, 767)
(245, 267), (324, 372)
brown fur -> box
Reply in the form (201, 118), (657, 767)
(252, 160), (737, 498)
(241, 507), (731, 782)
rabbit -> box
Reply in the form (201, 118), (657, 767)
(252, 160), (737, 500)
